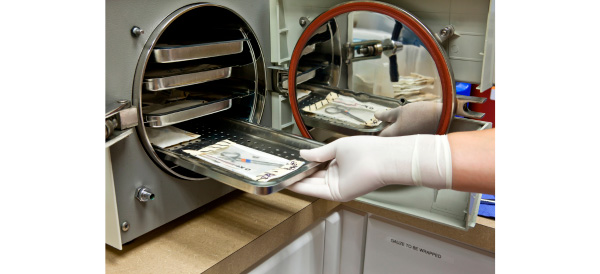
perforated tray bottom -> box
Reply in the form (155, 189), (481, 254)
(164, 124), (299, 159)
(155, 118), (327, 194)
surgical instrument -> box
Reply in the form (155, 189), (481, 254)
(324, 105), (367, 123)
(220, 151), (283, 167)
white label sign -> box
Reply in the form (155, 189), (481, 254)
(386, 236), (455, 264)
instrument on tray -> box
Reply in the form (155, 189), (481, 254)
(324, 105), (367, 123)
(220, 151), (282, 167)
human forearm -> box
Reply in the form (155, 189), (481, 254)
(448, 128), (495, 194)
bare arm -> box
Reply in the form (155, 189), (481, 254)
(448, 128), (495, 195)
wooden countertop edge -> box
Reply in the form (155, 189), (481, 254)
(203, 196), (341, 274)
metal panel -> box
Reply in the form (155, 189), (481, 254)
(106, 0), (274, 246)
(109, 131), (234, 244)
(105, 148), (122, 250)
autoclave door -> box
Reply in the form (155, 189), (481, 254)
(283, 1), (457, 140)
(276, 1), (490, 230)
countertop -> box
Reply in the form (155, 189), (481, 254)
(106, 190), (494, 273)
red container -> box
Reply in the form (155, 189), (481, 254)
(469, 85), (495, 128)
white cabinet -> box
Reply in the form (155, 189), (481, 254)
(248, 220), (326, 274)
(248, 209), (494, 273)
(249, 210), (368, 274)
(363, 216), (494, 273)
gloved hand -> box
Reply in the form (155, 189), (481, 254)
(287, 134), (452, 202)
(375, 101), (442, 137)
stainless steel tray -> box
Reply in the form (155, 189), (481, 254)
(152, 39), (246, 63)
(298, 84), (403, 136)
(144, 100), (231, 128)
(144, 66), (232, 91)
(281, 66), (320, 87)
(301, 43), (316, 56)
(143, 90), (250, 127)
(156, 118), (327, 194)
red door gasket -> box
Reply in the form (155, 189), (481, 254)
(288, 1), (455, 139)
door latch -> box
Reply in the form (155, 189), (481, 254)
(456, 95), (487, 119)
(106, 100), (138, 143)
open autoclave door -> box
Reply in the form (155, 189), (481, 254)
(269, 0), (493, 230)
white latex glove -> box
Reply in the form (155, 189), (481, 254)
(374, 101), (442, 137)
(287, 135), (452, 202)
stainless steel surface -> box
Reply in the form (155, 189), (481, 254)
(346, 38), (402, 63)
(294, 18), (342, 92)
(135, 187), (155, 202)
(275, 65), (322, 93)
(106, 107), (138, 131)
(105, 128), (134, 148)
(381, 38), (403, 57)
(105, 118), (118, 139)
(324, 105), (367, 123)
(143, 66), (232, 91)
(121, 221), (130, 232)
(313, 24), (329, 36)
(301, 43), (316, 56)
(157, 118), (328, 195)
(152, 39), (245, 63)
(106, 100), (131, 117)
(298, 84), (402, 136)
(270, 66), (290, 94)
(456, 94), (487, 119)
(117, 107), (139, 129)
(131, 26), (144, 37)
(282, 67), (317, 87)
(345, 40), (378, 63)
(449, 117), (493, 132)
(107, 0), (270, 247)
(238, 28), (264, 124)
(133, 3), (268, 181)
(144, 99), (232, 128)
(323, 19), (343, 88)
(106, 100), (138, 140)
